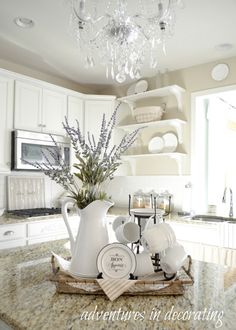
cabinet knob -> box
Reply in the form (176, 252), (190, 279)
(4, 230), (14, 236)
(38, 124), (42, 127)
(41, 124), (46, 128)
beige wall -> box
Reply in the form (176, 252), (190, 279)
(0, 57), (95, 94)
(101, 56), (236, 95)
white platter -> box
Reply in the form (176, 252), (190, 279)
(162, 133), (178, 153)
(134, 80), (148, 94)
(130, 208), (165, 216)
(148, 136), (164, 153)
(97, 243), (136, 279)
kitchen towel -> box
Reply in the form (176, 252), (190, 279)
(96, 279), (137, 301)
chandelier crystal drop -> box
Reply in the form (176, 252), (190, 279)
(70, 0), (184, 83)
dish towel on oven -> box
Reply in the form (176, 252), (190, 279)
(96, 279), (137, 301)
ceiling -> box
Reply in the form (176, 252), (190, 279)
(0, 0), (236, 87)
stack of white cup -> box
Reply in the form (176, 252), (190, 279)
(141, 218), (187, 275)
(112, 216), (140, 245)
(141, 222), (176, 253)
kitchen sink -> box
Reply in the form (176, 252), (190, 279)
(191, 215), (234, 223)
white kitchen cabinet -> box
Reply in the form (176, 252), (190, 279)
(221, 222), (236, 249)
(14, 81), (42, 131)
(167, 220), (220, 246)
(84, 96), (116, 143)
(0, 76), (14, 172)
(42, 89), (67, 135)
(27, 216), (79, 245)
(0, 223), (26, 249)
(14, 80), (67, 135)
(67, 95), (84, 128)
(0, 216), (79, 250)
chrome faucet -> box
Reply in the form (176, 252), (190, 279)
(222, 187), (233, 217)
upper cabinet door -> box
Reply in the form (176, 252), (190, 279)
(0, 76), (14, 172)
(14, 81), (42, 131)
(42, 89), (67, 136)
(67, 95), (84, 131)
(84, 99), (114, 144)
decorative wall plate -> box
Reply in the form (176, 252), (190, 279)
(211, 63), (229, 81)
(97, 243), (136, 279)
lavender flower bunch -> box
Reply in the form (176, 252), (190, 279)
(28, 102), (142, 208)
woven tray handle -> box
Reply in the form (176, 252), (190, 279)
(182, 255), (193, 282)
(51, 255), (60, 275)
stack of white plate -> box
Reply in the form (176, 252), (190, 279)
(148, 133), (178, 154)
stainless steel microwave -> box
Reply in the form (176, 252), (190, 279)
(12, 130), (70, 171)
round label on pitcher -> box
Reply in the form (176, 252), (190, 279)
(97, 243), (136, 279)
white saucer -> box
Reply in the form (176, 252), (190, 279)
(97, 243), (136, 279)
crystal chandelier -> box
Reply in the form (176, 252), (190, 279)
(70, 0), (183, 83)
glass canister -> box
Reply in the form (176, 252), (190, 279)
(157, 191), (173, 213)
(133, 191), (145, 208)
(143, 193), (152, 208)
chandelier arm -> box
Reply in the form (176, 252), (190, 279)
(135, 23), (151, 41)
(73, 6), (91, 23)
(89, 23), (110, 43)
(161, 0), (172, 19)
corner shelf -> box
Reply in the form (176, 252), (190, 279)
(115, 84), (187, 176)
(121, 152), (186, 175)
(118, 85), (186, 111)
(121, 152), (186, 160)
(116, 118), (186, 143)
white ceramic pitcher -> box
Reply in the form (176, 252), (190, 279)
(61, 198), (113, 278)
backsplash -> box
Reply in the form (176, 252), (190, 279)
(0, 172), (190, 212)
(0, 172), (64, 210)
(105, 175), (191, 211)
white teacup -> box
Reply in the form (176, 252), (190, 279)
(160, 243), (187, 274)
(134, 252), (154, 277)
(115, 222), (140, 244)
(141, 223), (176, 253)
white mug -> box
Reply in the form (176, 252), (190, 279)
(112, 216), (128, 232)
(160, 243), (187, 274)
(134, 252), (154, 277)
(115, 222), (140, 244)
(141, 223), (176, 253)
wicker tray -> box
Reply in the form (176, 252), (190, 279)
(50, 255), (193, 296)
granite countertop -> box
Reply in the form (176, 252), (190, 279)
(0, 207), (128, 226)
(1, 206), (231, 227)
(0, 240), (236, 330)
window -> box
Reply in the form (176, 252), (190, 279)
(191, 86), (236, 214)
